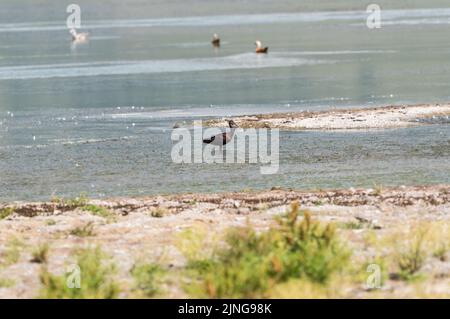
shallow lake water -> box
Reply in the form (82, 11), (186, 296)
(0, 0), (449, 201)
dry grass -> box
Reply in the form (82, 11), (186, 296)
(69, 222), (96, 237)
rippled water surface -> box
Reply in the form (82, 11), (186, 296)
(1, 0), (450, 201)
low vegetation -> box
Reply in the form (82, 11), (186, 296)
(0, 238), (25, 267)
(82, 205), (116, 222)
(183, 202), (350, 298)
(433, 243), (448, 262)
(51, 194), (89, 208)
(0, 207), (14, 220)
(1, 196), (448, 299)
(338, 220), (365, 230)
(131, 263), (165, 297)
(395, 229), (427, 281)
(69, 222), (96, 237)
(51, 196), (116, 222)
(150, 208), (168, 218)
(31, 244), (50, 264)
(0, 277), (15, 288)
(372, 183), (384, 196)
(39, 247), (119, 299)
(46, 219), (57, 226)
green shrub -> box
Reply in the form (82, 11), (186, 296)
(176, 226), (214, 264)
(131, 263), (165, 297)
(189, 202), (350, 298)
(150, 208), (168, 218)
(31, 244), (50, 264)
(39, 247), (119, 299)
(1, 247), (20, 266)
(46, 219), (57, 226)
(395, 228), (427, 281)
(70, 222), (96, 237)
(0, 238), (24, 266)
(0, 277), (15, 288)
(338, 221), (365, 230)
(52, 194), (89, 208)
(372, 183), (384, 196)
(82, 205), (116, 222)
(433, 243), (448, 262)
(0, 207), (14, 220)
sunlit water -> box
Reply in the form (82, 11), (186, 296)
(1, 1), (450, 201)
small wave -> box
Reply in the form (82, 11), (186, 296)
(279, 50), (397, 56)
(350, 18), (450, 27)
(414, 115), (450, 125)
(1, 8), (450, 33)
(0, 53), (327, 80)
(379, 18), (450, 26)
(50, 136), (136, 145)
(88, 36), (121, 40)
(0, 136), (136, 150)
(171, 42), (215, 48)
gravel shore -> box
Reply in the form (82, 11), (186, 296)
(1, 185), (449, 298)
(206, 103), (450, 130)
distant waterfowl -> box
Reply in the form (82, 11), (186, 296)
(203, 120), (238, 146)
(255, 40), (269, 54)
(70, 28), (89, 42)
(211, 33), (221, 47)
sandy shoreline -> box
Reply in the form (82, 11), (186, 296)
(3, 184), (450, 217)
(205, 103), (450, 130)
(1, 185), (449, 298)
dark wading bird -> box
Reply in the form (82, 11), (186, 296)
(255, 40), (269, 54)
(203, 120), (238, 146)
(211, 33), (221, 47)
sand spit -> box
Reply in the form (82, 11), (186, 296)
(206, 103), (450, 130)
(1, 185), (449, 298)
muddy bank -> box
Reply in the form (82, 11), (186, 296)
(2, 185), (450, 217)
(205, 103), (450, 130)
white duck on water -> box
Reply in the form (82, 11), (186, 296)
(203, 120), (238, 146)
(255, 40), (269, 54)
(70, 28), (89, 42)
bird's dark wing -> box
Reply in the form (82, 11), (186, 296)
(203, 135), (216, 144)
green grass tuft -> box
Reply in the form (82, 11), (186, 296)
(0, 238), (25, 266)
(131, 263), (165, 297)
(338, 221), (365, 230)
(46, 219), (57, 226)
(82, 205), (116, 222)
(372, 183), (384, 196)
(150, 208), (168, 218)
(52, 194), (89, 208)
(187, 202), (350, 298)
(39, 247), (119, 299)
(433, 243), (448, 262)
(31, 243), (50, 264)
(312, 200), (324, 207)
(70, 222), (96, 237)
(395, 228), (427, 281)
(0, 277), (15, 288)
(0, 207), (15, 220)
